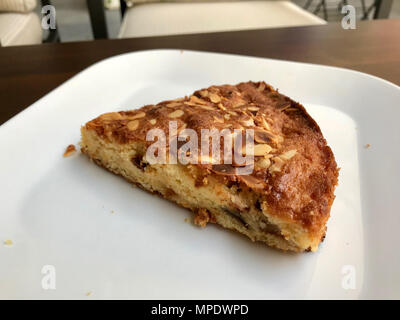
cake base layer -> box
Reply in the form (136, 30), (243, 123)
(81, 128), (322, 252)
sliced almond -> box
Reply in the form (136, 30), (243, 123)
(248, 106), (259, 112)
(178, 123), (187, 132)
(228, 111), (238, 116)
(269, 156), (284, 174)
(190, 95), (208, 105)
(184, 101), (198, 107)
(232, 100), (246, 108)
(253, 144), (272, 156)
(284, 107), (298, 112)
(275, 135), (284, 144)
(239, 175), (264, 189)
(244, 143), (272, 156)
(217, 103), (226, 111)
(280, 149), (297, 160)
(257, 82), (266, 91)
(279, 103), (291, 111)
(184, 101), (214, 110)
(255, 157), (271, 170)
(211, 164), (237, 175)
(254, 130), (273, 144)
(100, 112), (122, 121)
(224, 113), (231, 120)
(199, 156), (219, 164)
(241, 118), (255, 127)
(168, 109), (184, 118)
(127, 120), (139, 131)
(213, 116), (224, 123)
(209, 93), (221, 103)
(198, 105), (215, 111)
(199, 90), (209, 98)
(261, 117), (271, 131)
(127, 111), (145, 120)
(149, 119), (156, 125)
(166, 102), (182, 108)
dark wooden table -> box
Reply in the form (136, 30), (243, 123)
(1, 19), (399, 125)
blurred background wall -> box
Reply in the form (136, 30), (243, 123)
(33, 0), (400, 42)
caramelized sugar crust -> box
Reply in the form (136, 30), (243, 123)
(85, 82), (339, 236)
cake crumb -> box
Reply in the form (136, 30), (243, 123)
(111, 210), (115, 214)
(85, 291), (92, 297)
(194, 209), (210, 228)
(364, 144), (371, 149)
(4, 240), (13, 246)
(63, 144), (77, 157)
(184, 218), (188, 223)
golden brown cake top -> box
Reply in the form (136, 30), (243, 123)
(85, 81), (338, 232)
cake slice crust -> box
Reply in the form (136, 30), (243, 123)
(81, 81), (338, 252)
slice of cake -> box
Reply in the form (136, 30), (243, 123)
(81, 81), (338, 252)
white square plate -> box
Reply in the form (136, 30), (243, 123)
(1, 50), (399, 299)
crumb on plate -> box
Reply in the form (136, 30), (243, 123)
(63, 144), (77, 157)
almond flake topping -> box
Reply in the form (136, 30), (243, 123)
(209, 93), (221, 103)
(280, 149), (297, 160)
(178, 123), (187, 133)
(184, 101), (213, 109)
(100, 112), (122, 120)
(279, 104), (292, 111)
(127, 120), (139, 131)
(218, 103), (226, 111)
(248, 106), (259, 112)
(213, 116), (224, 123)
(241, 118), (255, 127)
(255, 157), (271, 170)
(199, 90), (209, 98)
(190, 95), (208, 105)
(166, 102), (182, 108)
(168, 110), (184, 118)
(232, 100), (246, 108)
(199, 156), (219, 164)
(257, 82), (266, 91)
(128, 111), (146, 120)
(198, 105), (215, 111)
(243, 143), (272, 156)
(269, 156), (285, 173)
(253, 144), (273, 156)
(261, 117), (271, 131)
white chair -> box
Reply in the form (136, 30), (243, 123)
(0, 0), (42, 46)
(118, 0), (326, 39)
